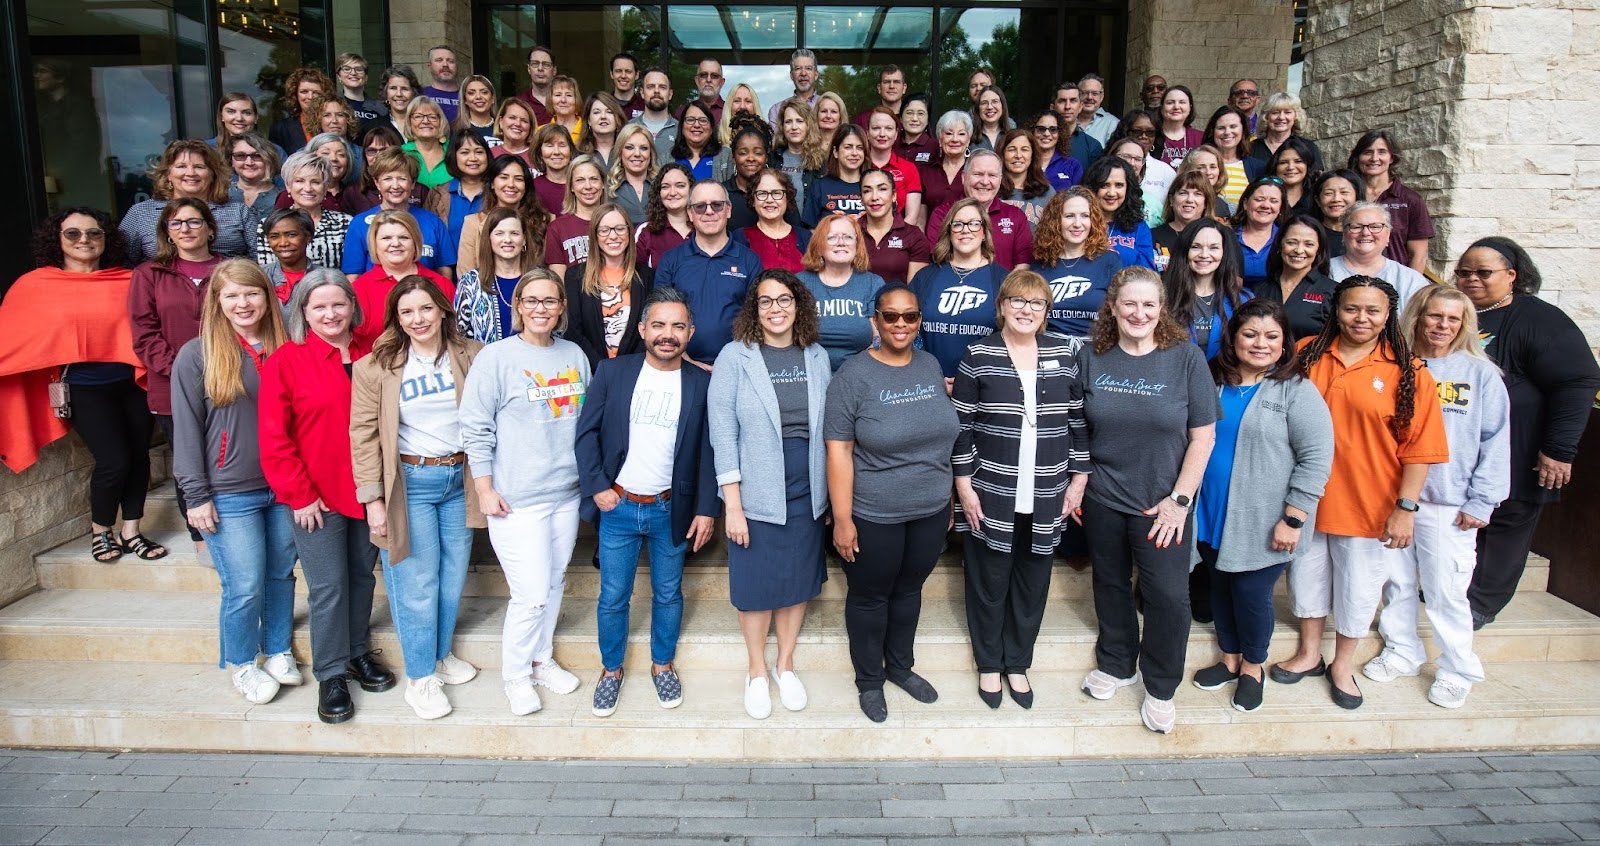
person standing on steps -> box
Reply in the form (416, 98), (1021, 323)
(825, 285), (960, 723)
(575, 287), (719, 717)
(459, 268), (590, 716)
(350, 277), (485, 721)
(259, 270), (397, 725)
(172, 260), (300, 705)
(708, 270), (832, 721)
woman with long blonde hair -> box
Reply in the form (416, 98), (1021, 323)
(171, 259), (299, 706)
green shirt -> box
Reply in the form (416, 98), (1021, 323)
(402, 140), (453, 189)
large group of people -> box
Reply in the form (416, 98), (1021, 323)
(1, 45), (1598, 734)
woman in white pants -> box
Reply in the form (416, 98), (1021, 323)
(1370, 285), (1509, 708)
(460, 267), (591, 715)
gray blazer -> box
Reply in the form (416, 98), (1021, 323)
(1212, 376), (1334, 573)
(707, 340), (832, 524)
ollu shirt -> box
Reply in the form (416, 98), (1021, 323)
(396, 350), (462, 457)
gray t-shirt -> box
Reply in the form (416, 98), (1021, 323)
(761, 343), (811, 440)
(824, 349), (961, 522)
(1077, 342), (1218, 515)
(459, 336), (590, 509)
(799, 270), (886, 371)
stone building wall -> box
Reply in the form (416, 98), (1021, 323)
(1124, 0), (1297, 116)
(0, 438), (93, 607)
(389, 0), (474, 74)
(1303, 0), (1600, 348)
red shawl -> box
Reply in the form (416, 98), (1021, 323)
(0, 267), (148, 473)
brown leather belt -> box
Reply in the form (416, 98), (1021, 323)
(400, 452), (467, 466)
(612, 483), (671, 504)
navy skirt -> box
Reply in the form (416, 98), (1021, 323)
(728, 437), (826, 611)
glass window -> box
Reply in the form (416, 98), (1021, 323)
(333, 0), (391, 77)
(805, 7), (933, 119)
(485, 6), (541, 104)
(665, 6), (797, 111)
(936, 7), (1060, 120)
(217, 0), (310, 127)
(547, 6), (662, 101)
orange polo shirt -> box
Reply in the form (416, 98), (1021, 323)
(1300, 337), (1450, 538)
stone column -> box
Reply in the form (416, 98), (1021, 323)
(1124, 0), (1297, 116)
(1303, 1), (1600, 347)
(389, 0), (473, 72)
(0, 439), (94, 608)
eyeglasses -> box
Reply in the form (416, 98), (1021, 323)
(339, 64), (366, 73)
(1453, 267), (1509, 282)
(62, 228), (105, 242)
(950, 220), (984, 233)
(1032, 126), (1060, 135)
(1257, 176), (1285, 186)
(1142, 83), (1166, 92)
(597, 225), (630, 238)
(758, 295), (795, 310)
(695, 71), (723, 80)
(876, 309), (921, 325)
(683, 116), (711, 127)
(1006, 297), (1048, 312)
(1347, 223), (1389, 234)
(166, 218), (207, 231)
(825, 234), (856, 245)
(527, 60), (554, 69)
(411, 113), (441, 123)
(1128, 128), (1156, 138)
(1230, 89), (1260, 98)
(689, 201), (729, 215)
(519, 296), (562, 310)
(231, 152), (264, 162)
(754, 190), (787, 202)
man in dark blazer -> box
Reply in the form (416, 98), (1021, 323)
(574, 286), (718, 718)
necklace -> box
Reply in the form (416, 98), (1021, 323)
(952, 264), (983, 283)
(1476, 292), (1513, 313)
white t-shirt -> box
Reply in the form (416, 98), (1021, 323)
(612, 362), (682, 495)
(397, 351), (462, 457)
(1014, 367), (1038, 514)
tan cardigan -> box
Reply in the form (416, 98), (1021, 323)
(350, 337), (486, 565)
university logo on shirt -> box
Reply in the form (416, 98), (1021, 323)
(1436, 380), (1472, 410)
(887, 237), (904, 249)
(1049, 275), (1092, 304)
(721, 265), (747, 279)
(995, 217), (1016, 236)
(523, 366), (586, 417)
(830, 196), (865, 214)
(937, 284), (988, 316)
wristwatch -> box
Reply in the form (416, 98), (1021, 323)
(1281, 513), (1305, 529)
(1169, 491), (1191, 508)
(1396, 498), (1420, 513)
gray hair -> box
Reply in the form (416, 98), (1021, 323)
(1261, 92), (1306, 133)
(280, 149), (333, 185)
(284, 268), (362, 343)
(1341, 200), (1392, 230)
(935, 110), (973, 137)
(1079, 72), (1106, 88)
(965, 148), (1001, 173)
(305, 132), (361, 188)
(790, 48), (817, 67)
(639, 286), (693, 327)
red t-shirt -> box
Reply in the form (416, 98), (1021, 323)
(876, 153), (924, 212)
(276, 267), (308, 304)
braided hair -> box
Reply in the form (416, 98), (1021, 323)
(1296, 275), (1418, 440)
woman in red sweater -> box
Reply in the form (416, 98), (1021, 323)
(259, 268), (395, 724)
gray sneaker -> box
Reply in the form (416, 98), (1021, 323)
(592, 672), (623, 718)
(652, 665), (683, 709)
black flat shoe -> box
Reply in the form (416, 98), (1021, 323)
(318, 675), (354, 724)
(1268, 658), (1327, 685)
(1328, 674), (1364, 710)
(977, 679), (1003, 709)
(887, 670), (939, 704)
(346, 651), (396, 692)
(1006, 675), (1033, 710)
(1193, 662), (1240, 691)
(859, 689), (888, 723)
(1233, 672), (1264, 713)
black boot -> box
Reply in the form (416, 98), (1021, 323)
(318, 675), (354, 724)
(346, 651), (396, 692)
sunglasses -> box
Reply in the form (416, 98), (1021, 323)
(876, 309), (921, 325)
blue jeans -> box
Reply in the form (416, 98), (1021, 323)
(596, 496), (686, 671)
(380, 462), (472, 680)
(204, 488), (297, 667)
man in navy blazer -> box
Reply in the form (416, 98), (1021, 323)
(574, 287), (718, 717)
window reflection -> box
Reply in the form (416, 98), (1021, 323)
(937, 7), (1059, 117)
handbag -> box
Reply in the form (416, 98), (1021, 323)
(48, 367), (71, 419)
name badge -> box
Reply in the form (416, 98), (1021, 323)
(1041, 359), (1060, 370)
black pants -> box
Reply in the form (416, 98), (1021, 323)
(964, 513), (1052, 673)
(68, 379), (153, 528)
(292, 512), (379, 682)
(154, 414), (204, 542)
(1189, 550), (1214, 622)
(1469, 499), (1543, 619)
(844, 510), (946, 693)
(1082, 496), (1193, 700)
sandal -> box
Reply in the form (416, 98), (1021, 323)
(91, 531), (123, 563)
(119, 533), (169, 561)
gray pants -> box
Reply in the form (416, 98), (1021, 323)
(292, 512), (379, 682)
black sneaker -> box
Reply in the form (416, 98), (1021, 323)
(859, 689), (888, 723)
(1233, 671), (1264, 712)
(887, 670), (939, 704)
(1192, 662), (1239, 691)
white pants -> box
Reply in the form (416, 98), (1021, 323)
(488, 496), (580, 681)
(1376, 502), (1486, 687)
(1288, 528), (1402, 638)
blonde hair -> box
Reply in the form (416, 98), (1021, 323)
(365, 210), (424, 267)
(199, 259), (288, 405)
(996, 269), (1050, 335)
(1401, 284), (1494, 363)
(563, 155), (606, 215)
(510, 268), (567, 333)
(581, 204), (640, 299)
(606, 124), (660, 195)
(814, 92), (849, 136)
(777, 98), (829, 171)
(719, 83), (763, 144)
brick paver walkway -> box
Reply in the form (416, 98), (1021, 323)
(0, 749), (1596, 844)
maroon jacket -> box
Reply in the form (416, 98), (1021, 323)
(128, 259), (218, 414)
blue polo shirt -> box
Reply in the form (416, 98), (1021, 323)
(656, 234), (764, 363)
(1237, 223), (1278, 290)
(1069, 128), (1104, 172)
(438, 180), (485, 256)
(341, 205), (458, 275)
(1042, 151), (1083, 191)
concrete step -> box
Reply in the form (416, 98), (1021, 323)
(2, 586), (1594, 673)
(0, 657), (1595, 760)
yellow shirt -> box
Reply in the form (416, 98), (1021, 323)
(1220, 160), (1247, 206)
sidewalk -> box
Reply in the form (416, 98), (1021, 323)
(0, 748), (1595, 844)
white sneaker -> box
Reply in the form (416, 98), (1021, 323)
(744, 675), (772, 719)
(262, 652), (303, 686)
(435, 653), (478, 685)
(405, 675), (452, 720)
(1427, 678), (1471, 709)
(1081, 669), (1140, 701)
(776, 670), (807, 712)
(531, 659), (581, 694)
(230, 663), (281, 705)
(505, 677), (542, 715)
(1362, 653), (1420, 683)
(1140, 693), (1176, 734)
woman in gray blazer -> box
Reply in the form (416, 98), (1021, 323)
(709, 269), (833, 721)
(1191, 299), (1333, 713)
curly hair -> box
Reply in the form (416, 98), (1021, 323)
(1033, 187), (1111, 264)
(1090, 266), (1190, 353)
(1082, 156), (1144, 233)
(31, 207), (128, 270)
(1296, 275), (1418, 439)
(644, 163), (694, 235)
(302, 93), (355, 140)
(280, 67), (334, 117)
(731, 268), (820, 347)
